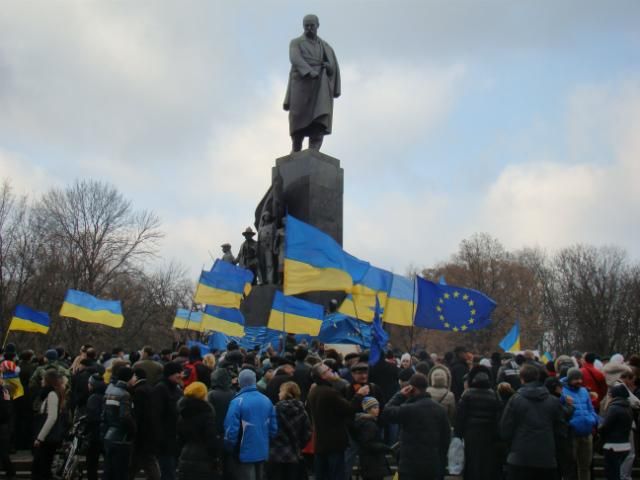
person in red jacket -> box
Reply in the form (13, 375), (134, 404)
(581, 352), (607, 412)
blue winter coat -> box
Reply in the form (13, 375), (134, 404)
(224, 385), (278, 462)
(561, 383), (599, 437)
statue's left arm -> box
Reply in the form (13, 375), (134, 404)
(324, 43), (341, 98)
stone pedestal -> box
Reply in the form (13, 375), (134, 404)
(274, 149), (343, 245)
(243, 149), (345, 327)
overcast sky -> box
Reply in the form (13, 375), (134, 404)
(1, 1), (639, 278)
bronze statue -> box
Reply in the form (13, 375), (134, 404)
(258, 211), (276, 285)
(283, 14), (341, 152)
(220, 243), (235, 264)
(235, 227), (258, 284)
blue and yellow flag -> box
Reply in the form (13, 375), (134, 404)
(59, 289), (124, 328)
(369, 298), (389, 365)
(499, 320), (521, 352)
(319, 312), (371, 347)
(283, 215), (369, 295)
(267, 291), (324, 336)
(414, 277), (496, 332)
(202, 305), (245, 337)
(194, 260), (253, 308)
(542, 351), (553, 363)
(338, 266), (393, 322)
(9, 305), (50, 334)
(172, 308), (203, 332)
(383, 274), (417, 327)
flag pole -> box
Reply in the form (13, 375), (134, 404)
(2, 326), (12, 349)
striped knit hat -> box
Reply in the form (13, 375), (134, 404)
(362, 396), (379, 412)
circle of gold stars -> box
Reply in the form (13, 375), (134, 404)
(435, 291), (477, 332)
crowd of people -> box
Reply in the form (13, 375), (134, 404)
(0, 339), (638, 480)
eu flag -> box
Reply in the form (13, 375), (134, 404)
(414, 277), (496, 332)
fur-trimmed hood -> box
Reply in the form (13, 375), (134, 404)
(427, 364), (451, 389)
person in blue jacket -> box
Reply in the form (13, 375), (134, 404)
(562, 368), (600, 480)
(224, 368), (278, 480)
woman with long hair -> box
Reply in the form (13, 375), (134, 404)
(32, 370), (66, 480)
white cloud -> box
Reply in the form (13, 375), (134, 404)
(0, 149), (57, 197)
(481, 80), (640, 255)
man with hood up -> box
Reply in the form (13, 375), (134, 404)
(426, 364), (456, 424)
(500, 364), (567, 479)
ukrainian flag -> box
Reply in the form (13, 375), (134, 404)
(283, 215), (369, 295)
(9, 305), (50, 334)
(499, 320), (521, 352)
(338, 266), (393, 322)
(194, 260), (253, 308)
(172, 308), (203, 332)
(202, 305), (245, 337)
(267, 291), (324, 336)
(383, 274), (417, 327)
(542, 351), (553, 363)
(59, 289), (124, 328)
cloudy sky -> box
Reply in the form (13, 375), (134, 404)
(1, 1), (639, 278)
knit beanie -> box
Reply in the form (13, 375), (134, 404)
(239, 369), (256, 389)
(610, 384), (629, 399)
(567, 367), (583, 382)
(362, 396), (379, 412)
(45, 349), (59, 361)
(163, 361), (183, 378)
(184, 381), (208, 401)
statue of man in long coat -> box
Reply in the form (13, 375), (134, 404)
(283, 14), (341, 152)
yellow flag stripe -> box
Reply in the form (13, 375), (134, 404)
(267, 310), (323, 336)
(9, 317), (49, 334)
(201, 315), (245, 336)
(194, 283), (243, 308)
(283, 258), (353, 295)
(60, 302), (124, 328)
(383, 297), (416, 327)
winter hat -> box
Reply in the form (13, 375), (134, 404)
(567, 367), (583, 382)
(594, 359), (604, 371)
(400, 353), (412, 365)
(45, 349), (59, 361)
(239, 369), (256, 389)
(479, 358), (492, 369)
(4, 343), (16, 355)
(362, 396), (379, 412)
(611, 384), (630, 399)
(163, 361), (183, 378)
(184, 381), (207, 400)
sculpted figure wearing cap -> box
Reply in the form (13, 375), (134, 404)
(283, 14), (341, 152)
(235, 227), (258, 284)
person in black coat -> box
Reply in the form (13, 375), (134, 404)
(153, 361), (184, 480)
(129, 368), (161, 480)
(266, 360), (295, 404)
(500, 364), (567, 480)
(292, 346), (312, 401)
(354, 396), (391, 480)
(450, 346), (471, 402)
(0, 373), (16, 478)
(381, 373), (451, 480)
(369, 351), (400, 406)
(454, 366), (503, 480)
(177, 382), (218, 480)
(599, 384), (634, 480)
(85, 373), (106, 480)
